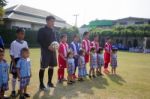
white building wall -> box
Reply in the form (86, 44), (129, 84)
(11, 21), (31, 29)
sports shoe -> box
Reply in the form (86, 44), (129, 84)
(24, 93), (30, 97)
(47, 83), (55, 88)
(11, 91), (17, 97)
(39, 84), (47, 91)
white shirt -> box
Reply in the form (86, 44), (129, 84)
(10, 40), (28, 58)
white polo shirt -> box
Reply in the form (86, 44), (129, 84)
(10, 40), (28, 58)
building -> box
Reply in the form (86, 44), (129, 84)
(88, 19), (114, 29)
(3, 5), (71, 30)
(115, 17), (150, 26)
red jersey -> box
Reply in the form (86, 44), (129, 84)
(82, 39), (91, 53)
(104, 42), (112, 54)
(58, 42), (68, 68)
(82, 39), (90, 63)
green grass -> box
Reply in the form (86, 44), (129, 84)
(4, 49), (150, 99)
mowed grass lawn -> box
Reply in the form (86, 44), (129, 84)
(4, 48), (150, 99)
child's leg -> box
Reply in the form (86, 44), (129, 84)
(111, 67), (113, 74)
(93, 68), (95, 76)
(114, 67), (116, 74)
(58, 68), (63, 80)
(12, 75), (17, 92)
(99, 67), (102, 74)
(0, 90), (4, 99)
(89, 68), (92, 76)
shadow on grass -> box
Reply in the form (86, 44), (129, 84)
(33, 76), (108, 99)
(107, 74), (126, 85)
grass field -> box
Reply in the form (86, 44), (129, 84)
(4, 49), (150, 99)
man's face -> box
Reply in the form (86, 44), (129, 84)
(47, 19), (55, 28)
(86, 33), (90, 39)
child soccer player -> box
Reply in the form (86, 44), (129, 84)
(91, 34), (100, 76)
(104, 37), (112, 74)
(10, 28), (28, 97)
(70, 34), (80, 79)
(111, 47), (118, 75)
(67, 51), (75, 84)
(78, 49), (86, 81)
(0, 49), (9, 99)
(89, 47), (97, 78)
(97, 47), (104, 76)
(58, 34), (68, 83)
(81, 31), (91, 75)
(16, 48), (31, 99)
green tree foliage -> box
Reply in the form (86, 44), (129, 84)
(0, 0), (7, 24)
(90, 24), (150, 37)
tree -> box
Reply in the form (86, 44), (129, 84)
(0, 0), (7, 24)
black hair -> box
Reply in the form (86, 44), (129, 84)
(73, 34), (79, 39)
(112, 48), (118, 52)
(79, 49), (84, 56)
(93, 34), (98, 38)
(0, 48), (4, 53)
(21, 48), (29, 54)
(46, 16), (55, 21)
(90, 47), (95, 52)
(60, 34), (67, 39)
(106, 36), (111, 41)
(16, 28), (25, 34)
(67, 51), (72, 58)
(83, 31), (89, 37)
(97, 47), (103, 53)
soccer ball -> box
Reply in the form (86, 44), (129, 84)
(50, 41), (59, 50)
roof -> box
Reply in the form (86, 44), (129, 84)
(116, 17), (150, 22)
(4, 5), (71, 28)
(89, 20), (114, 28)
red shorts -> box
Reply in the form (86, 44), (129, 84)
(85, 53), (89, 63)
(58, 56), (66, 68)
(104, 52), (110, 63)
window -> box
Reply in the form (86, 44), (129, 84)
(135, 21), (144, 24)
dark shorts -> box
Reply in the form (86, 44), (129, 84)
(20, 77), (30, 90)
(10, 58), (20, 78)
(40, 48), (57, 69)
(0, 83), (9, 92)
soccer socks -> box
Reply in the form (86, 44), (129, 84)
(12, 78), (16, 91)
(48, 68), (53, 84)
(58, 68), (64, 80)
(39, 69), (45, 85)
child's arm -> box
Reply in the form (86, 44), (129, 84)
(17, 68), (21, 80)
(78, 58), (82, 68)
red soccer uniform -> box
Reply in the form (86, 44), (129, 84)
(104, 42), (112, 69)
(58, 42), (68, 80)
(58, 42), (68, 68)
(82, 39), (90, 63)
(91, 41), (99, 51)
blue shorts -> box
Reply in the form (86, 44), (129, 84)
(67, 66), (74, 75)
(20, 77), (30, 90)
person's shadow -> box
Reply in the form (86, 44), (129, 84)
(107, 74), (126, 85)
(33, 76), (108, 99)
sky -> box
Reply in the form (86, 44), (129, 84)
(5, 0), (150, 27)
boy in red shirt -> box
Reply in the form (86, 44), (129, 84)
(81, 31), (91, 75)
(58, 34), (68, 83)
(104, 37), (112, 73)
